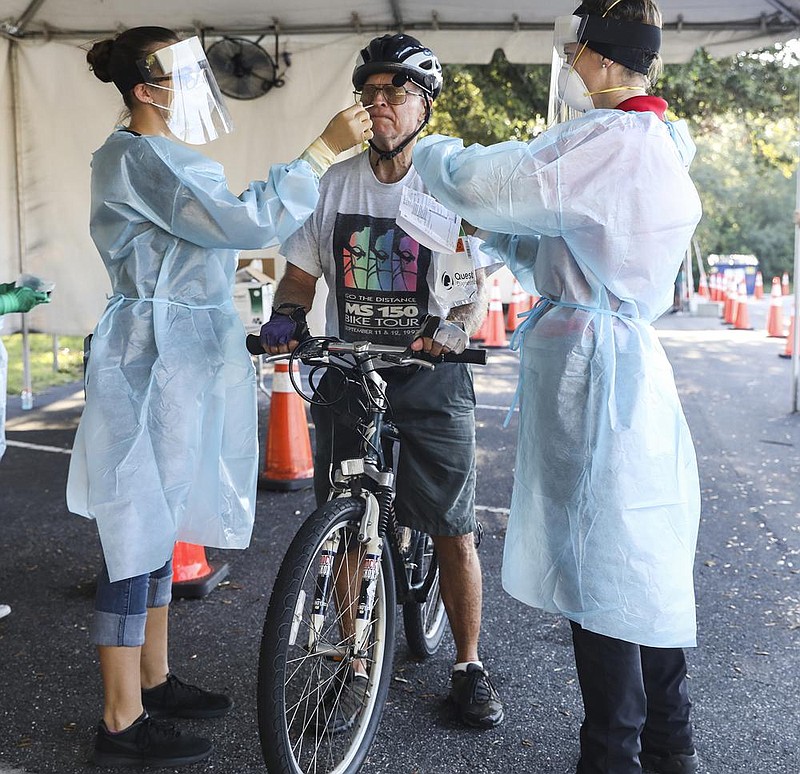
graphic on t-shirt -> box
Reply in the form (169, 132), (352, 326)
(343, 225), (420, 291)
(333, 213), (431, 345)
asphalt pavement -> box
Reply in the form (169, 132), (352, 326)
(0, 296), (798, 774)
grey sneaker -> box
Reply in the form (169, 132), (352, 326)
(640, 748), (700, 773)
(449, 664), (504, 728)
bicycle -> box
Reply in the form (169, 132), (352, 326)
(246, 331), (486, 774)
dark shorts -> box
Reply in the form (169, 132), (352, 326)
(310, 362), (477, 537)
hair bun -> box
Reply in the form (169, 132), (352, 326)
(86, 39), (115, 82)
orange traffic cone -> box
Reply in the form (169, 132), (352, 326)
(780, 314), (795, 359)
(754, 271), (764, 299)
(766, 277), (785, 338)
(698, 274), (710, 299)
(172, 542), (229, 599)
(723, 277), (737, 324)
(472, 298), (489, 341)
(260, 361), (314, 490)
(733, 282), (753, 330)
(716, 274), (726, 302)
(506, 280), (526, 332)
(482, 279), (509, 348)
(782, 272), (791, 296)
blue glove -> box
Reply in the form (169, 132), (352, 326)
(0, 286), (50, 315)
(259, 304), (310, 352)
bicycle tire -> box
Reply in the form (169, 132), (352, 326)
(257, 497), (397, 774)
(402, 532), (448, 659)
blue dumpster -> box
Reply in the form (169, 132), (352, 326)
(707, 254), (758, 295)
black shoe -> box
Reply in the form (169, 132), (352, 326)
(449, 664), (504, 728)
(93, 713), (213, 768)
(315, 668), (370, 735)
(640, 748), (700, 773)
(142, 673), (232, 719)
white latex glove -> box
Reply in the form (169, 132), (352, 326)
(410, 317), (468, 357)
(432, 319), (468, 354)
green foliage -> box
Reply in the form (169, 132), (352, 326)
(2, 334), (84, 395)
(428, 45), (800, 277)
(659, 44), (800, 132)
(427, 50), (549, 145)
(691, 121), (796, 282)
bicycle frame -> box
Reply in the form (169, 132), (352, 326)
(270, 339), (441, 660)
(255, 334), (486, 774)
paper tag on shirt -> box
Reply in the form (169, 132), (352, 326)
(397, 187), (461, 253)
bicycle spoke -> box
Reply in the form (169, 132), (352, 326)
(259, 501), (396, 774)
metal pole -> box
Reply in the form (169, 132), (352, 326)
(9, 39), (33, 410)
(793, 81), (800, 412)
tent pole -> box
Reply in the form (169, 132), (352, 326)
(9, 39), (33, 410)
(793, 80), (800, 413)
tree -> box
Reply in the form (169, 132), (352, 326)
(427, 50), (549, 145)
(427, 45), (800, 277)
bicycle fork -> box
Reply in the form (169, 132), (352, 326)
(305, 492), (383, 658)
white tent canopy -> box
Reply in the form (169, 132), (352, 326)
(1, 0), (799, 335)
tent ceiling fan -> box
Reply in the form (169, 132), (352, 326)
(206, 34), (289, 100)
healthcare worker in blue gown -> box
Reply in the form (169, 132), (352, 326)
(67, 26), (371, 769)
(413, 2), (702, 773)
(0, 281), (50, 622)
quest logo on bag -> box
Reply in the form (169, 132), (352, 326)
(432, 236), (478, 308)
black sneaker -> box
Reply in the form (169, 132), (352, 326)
(315, 668), (370, 735)
(449, 664), (504, 728)
(93, 713), (213, 768)
(142, 673), (232, 719)
(640, 748), (700, 773)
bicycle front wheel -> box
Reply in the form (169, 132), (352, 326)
(257, 497), (397, 774)
(402, 532), (448, 659)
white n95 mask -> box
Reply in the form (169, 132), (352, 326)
(557, 63), (595, 114)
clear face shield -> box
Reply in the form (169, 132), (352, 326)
(548, 14), (592, 125)
(139, 37), (233, 145)
(547, 8), (662, 126)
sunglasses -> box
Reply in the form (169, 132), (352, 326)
(353, 84), (425, 106)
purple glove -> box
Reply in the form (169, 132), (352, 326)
(259, 304), (309, 351)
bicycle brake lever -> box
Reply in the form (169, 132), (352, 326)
(399, 357), (435, 370)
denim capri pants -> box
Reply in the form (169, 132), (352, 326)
(90, 559), (173, 647)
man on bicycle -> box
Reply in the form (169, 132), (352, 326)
(259, 33), (504, 730)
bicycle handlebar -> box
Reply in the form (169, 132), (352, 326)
(245, 334), (487, 366)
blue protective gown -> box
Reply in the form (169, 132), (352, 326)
(67, 130), (321, 582)
(413, 111), (702, 647)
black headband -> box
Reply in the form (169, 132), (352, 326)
(574, 10), (662, 75)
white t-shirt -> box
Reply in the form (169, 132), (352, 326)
(280, 151), (450, 347)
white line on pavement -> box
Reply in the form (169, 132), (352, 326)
(475, 504), (510, 515)
(6, 440), (72, 455)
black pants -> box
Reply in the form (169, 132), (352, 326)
(570, 621), (694, 774)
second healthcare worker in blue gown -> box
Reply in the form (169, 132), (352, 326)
(413, 1), (702, 773)
(66, 26), (371, 768)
